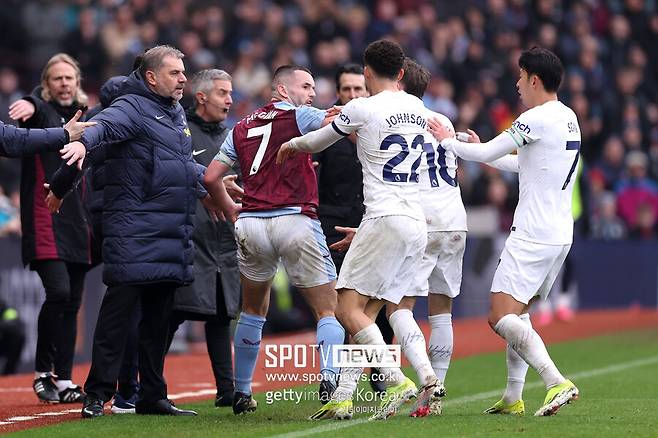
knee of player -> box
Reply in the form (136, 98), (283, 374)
(487, 312), (503, 330)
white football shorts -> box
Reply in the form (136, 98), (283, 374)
(409, 230), (466, 298)
(234, 214), (336, 288)
(336, 215), (427, 304)
(491, 235), (571, 304)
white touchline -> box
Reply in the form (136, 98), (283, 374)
(270, 355), (658, 438)
(0, 384), (254, 427)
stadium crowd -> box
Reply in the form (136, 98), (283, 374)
(1, 0), (657, 240)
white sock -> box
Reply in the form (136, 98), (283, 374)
(502, 313), (531, 403)
(428, 313), (453, 383)
(354, 323), (405, 387)
(389, 309), (435, 386)
(54, 379), (75, 391)
(494, 314), (565, 389)
(333, 367), (363, 401)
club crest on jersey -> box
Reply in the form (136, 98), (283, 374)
(183, 127), (191, 137)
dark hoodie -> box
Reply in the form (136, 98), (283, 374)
(78, 70), (205, 286)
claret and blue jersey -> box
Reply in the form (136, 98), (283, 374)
(217, 101), (326, 219)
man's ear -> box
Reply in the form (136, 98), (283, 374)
(396, 68), (404, 82)
(276, 83), (288, 99)
(145, 70), (157, 87)
(195, 91), (206, 105)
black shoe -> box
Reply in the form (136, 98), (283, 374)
(33, 373), (59, 404)
(369, 368), (387, 394)
(233, 392), (257, 415)
(318, 379), (336, 404)
(135, 399), (197, 416)
(215, 380), (234, 407)
(215, 391), (233, 407)
(81, 397), (104, 418)
(59, 385), (86, 403)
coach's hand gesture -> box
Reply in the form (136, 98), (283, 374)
(60, 141), (87, 169)
(63, 110), (97, 141)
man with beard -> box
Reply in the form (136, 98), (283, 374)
(9, 53), (92, 405)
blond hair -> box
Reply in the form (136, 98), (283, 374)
(40, 53), (88, 106)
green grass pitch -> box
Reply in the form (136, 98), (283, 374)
(11, 329), (658, 437)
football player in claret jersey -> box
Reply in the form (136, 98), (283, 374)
(428, 47), (580, 417)
(278, 40), (434, 420)
(203, 65), (345, 415)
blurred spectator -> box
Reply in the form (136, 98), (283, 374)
(62, 7), (107, 90)
(628, 202), (658, 240)
(590, 191), (627, 240)
(0, 187), (20, 237)
(593, 136), (626, 190)
(615, 151), (658, 230)
(0, 68), (24, 125)
(100, 4), (139, 75)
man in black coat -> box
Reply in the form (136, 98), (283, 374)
(62, 45), (218, 418)
(8, 53), (94, 405)
(167, 68), (243, 408)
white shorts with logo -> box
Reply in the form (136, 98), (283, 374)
(234, 214), (336, 288)
(408, 231), (466, 298)
(491, 235), (571, 304)
(336, 215), (427, 305)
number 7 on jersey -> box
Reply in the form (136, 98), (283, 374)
(561, 140), (581, 190)
(247, 123), (272, 175)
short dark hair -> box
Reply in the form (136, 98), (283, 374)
(272, 64), (312, 87)
(400, 58), (430, 99)
(335, 63), (364, 91)
(363, 40), (405, 80)
(518, 46), (563, 92)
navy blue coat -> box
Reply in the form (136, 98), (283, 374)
(0, 122), (68, 157)
(80, 71), (205, 286)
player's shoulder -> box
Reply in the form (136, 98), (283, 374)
(344, 96), (370, 110)
(424, 109), (452, 127)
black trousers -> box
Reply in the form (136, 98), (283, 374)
(167, 274), (234, 391)
(84, 282), (176, 404)
(117, 302), (140, 399)
(33, 260), (87, 379)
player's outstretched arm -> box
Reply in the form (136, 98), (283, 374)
(276, 123), (344, 164)
(204, 159), (241, 223)
(428, 117), (517, 163)
(487, 155), (520, 173)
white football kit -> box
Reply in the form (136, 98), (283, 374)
(330, 90), (429, 303)
(441, 100), (581, 304)
(410, 111), (467, 298)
